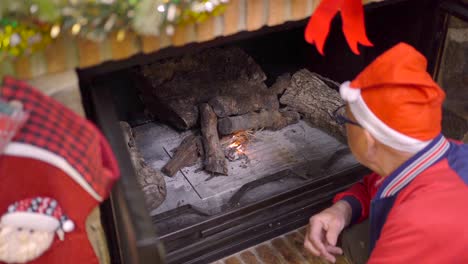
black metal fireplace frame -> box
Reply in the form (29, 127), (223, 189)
(77, 0), (463, 263)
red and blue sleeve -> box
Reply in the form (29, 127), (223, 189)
(333, 172), (381, 225)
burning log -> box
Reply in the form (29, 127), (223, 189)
(217, 109), (300, 136)
(199, 103), (228, 175)
(120, 121), (167, 211)
(162, 134), (203, 177)
(280, 69), (346, 143)
(209, 92), (279, 118)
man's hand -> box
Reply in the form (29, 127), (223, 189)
(304, 200), (353, 263)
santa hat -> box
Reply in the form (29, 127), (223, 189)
(0, 197), (75, 236)
(339, 43), (446, 153)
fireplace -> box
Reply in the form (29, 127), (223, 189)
(76, 1), (467, 264)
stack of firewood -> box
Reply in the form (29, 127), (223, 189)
(134, 47), (345, 177)
(155, 72), (300, 177)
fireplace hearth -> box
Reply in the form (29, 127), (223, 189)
(76, 1), (467, 263)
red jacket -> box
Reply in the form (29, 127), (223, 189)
(334, 135), (468, 263)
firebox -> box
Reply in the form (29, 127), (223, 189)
(77, 0), (468, 264)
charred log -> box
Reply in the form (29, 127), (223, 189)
(135, 47), (268, 130)
(209, 92), (279, 118)
(199, 103), (228, 175)
(139, 95), (199, 130)
(162, 134), (203, 177)
(269, 73), (292, 95)
(120, 121), (167, 211)
(217, 109), (300, 135)
(280, 69), (346, 143)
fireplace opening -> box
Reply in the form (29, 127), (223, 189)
(112, 43), (361, 248)
(75, 1), (463, 263)
(86, 35), (368, 263)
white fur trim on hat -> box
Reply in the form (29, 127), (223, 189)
(0, 212), (60, 232)
(340, 81), (361, 102)
(62, 219), (75, 232)
(340, 81), (431, 153)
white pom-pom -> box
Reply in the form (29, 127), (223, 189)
(339, 81), (361, 103)
(62, 220), (74, 232)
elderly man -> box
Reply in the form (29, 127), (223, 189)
(304, 43), (468, 263)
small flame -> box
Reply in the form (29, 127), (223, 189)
(228, 140), (245, 154)
(236, 145), (244, 154)
(225, 131), (252, 157)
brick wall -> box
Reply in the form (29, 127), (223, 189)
(214, 227), (351, 264)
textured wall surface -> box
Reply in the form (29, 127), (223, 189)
(437, 16), (468, 142)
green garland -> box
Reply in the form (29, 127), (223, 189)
(0, 0), (229, 57)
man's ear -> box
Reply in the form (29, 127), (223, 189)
(363, 130), (378, 161)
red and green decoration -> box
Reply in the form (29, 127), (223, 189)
(0, 0), (229, 57)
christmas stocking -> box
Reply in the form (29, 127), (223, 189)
(0, 77), (120, 264)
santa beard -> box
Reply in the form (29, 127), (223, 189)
(0, 225), (54, 263)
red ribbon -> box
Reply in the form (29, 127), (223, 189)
(304, 0), (373, 55)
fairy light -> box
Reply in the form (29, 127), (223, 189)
(71, 23), (81, 35)
(157, 4), (166, 12)
(30, 4), (39, 14)
(116, 29), (126, 41)
(204, 1), (214, 12)
(50, 25), (61, 38)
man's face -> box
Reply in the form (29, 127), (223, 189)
(345, 106), (369, 166)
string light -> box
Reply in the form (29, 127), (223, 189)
(157, 5), (166, 13)
(29, 4), (39, 14)
(9, 34), (21, 47)
(205, 2), (214, 12)
(50, 25), (61, 38)
(167, 4), (177, 21)
(165, 25), (174, 35)
(71, 23), (81, 35)
(116, 29), (126, 41)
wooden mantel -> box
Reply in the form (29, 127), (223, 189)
(0, 0), (379, 80)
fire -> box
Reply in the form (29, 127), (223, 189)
(228, 141), (240, 148)
(228, 141), (244, 154)
(235, 145), (244, 154)
(224, 133), (249, 161)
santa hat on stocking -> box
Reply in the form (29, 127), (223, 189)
(339, 42), (446, 153)
(1, 197), (74, 238)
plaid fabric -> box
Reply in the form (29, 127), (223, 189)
(0, 77), (119, 200)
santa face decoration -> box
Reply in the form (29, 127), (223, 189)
(0, 225), (54, 263)
(0, 197), (74, 264)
